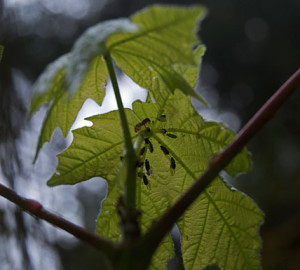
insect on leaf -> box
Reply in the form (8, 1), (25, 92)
(41, 6), (263, 270)
(160, 145), (169, 155)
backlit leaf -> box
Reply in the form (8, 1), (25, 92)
(46, 43), (262, 268)
(35, 6), (263, 269)
(107, 5), (207, 104)
(29, 6), (207, 160)
(47, 86), (262, 269)
(29, 55), (108, 160)
(66, 18), (138, 95)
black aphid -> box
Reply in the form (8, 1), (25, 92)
(160, 145), (169, 155)
(148, 142), (153, 153)
(141, 118), (150, 126)
(135, 118), (151, 133)
(145, 138), (153, 153)
(170, 157), (176, 170)
(160, 128), (167, 134)
(166, 133), (177, 139)
(145, 159), (153, 176)
(135, 123), (143, 133)
(140, 147), (146, 156)
(142, 175), (149, 185)
(145, 159), (150, 171)
(157, 114), (166, 122)
(120, 156), (124, 161)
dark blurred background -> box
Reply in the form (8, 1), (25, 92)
(0, 0), (299, 269)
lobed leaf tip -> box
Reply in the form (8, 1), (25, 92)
(31, 54), (70, 97)
(66, 18), (139, 95)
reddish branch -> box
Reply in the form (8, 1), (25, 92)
(139, 68), (300, 259)
(0, 183), (116, 256)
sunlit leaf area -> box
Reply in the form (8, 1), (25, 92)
(0, 0), (299, 269)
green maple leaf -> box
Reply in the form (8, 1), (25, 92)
(47, 87), (262, 269)
(32, 5), (263, 269)
(29, 5), (207, 160)
(46, 45), (263, 268)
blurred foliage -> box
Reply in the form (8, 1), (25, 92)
(0, 0), (299, 269)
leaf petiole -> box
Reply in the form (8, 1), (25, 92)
(104, 52), (138, 240)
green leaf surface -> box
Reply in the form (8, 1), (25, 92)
(29, 54), (69, 117)
(47, 43), (262, 269)
(47, 85), (262, 269)
(180, 178), (263, 270)
(143, 77), (262, 270)
(30, 55), (108, 160)
(107, 5), (207, 104)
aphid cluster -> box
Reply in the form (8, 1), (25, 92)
(134, 116), (178, 187)
(136, 141), (154, 189)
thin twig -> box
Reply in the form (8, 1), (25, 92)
(139, 68), (300, 260)
(0, 182), (116, 256)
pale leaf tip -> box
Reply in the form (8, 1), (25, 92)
(66, 18), (139, 95)
(31, 53), (70, 96)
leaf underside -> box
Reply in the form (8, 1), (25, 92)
(30, 55), (108, 160)
(31, 5), (263, 270)
(47, 85), (262, 269)
(107, 5), (207, 104)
